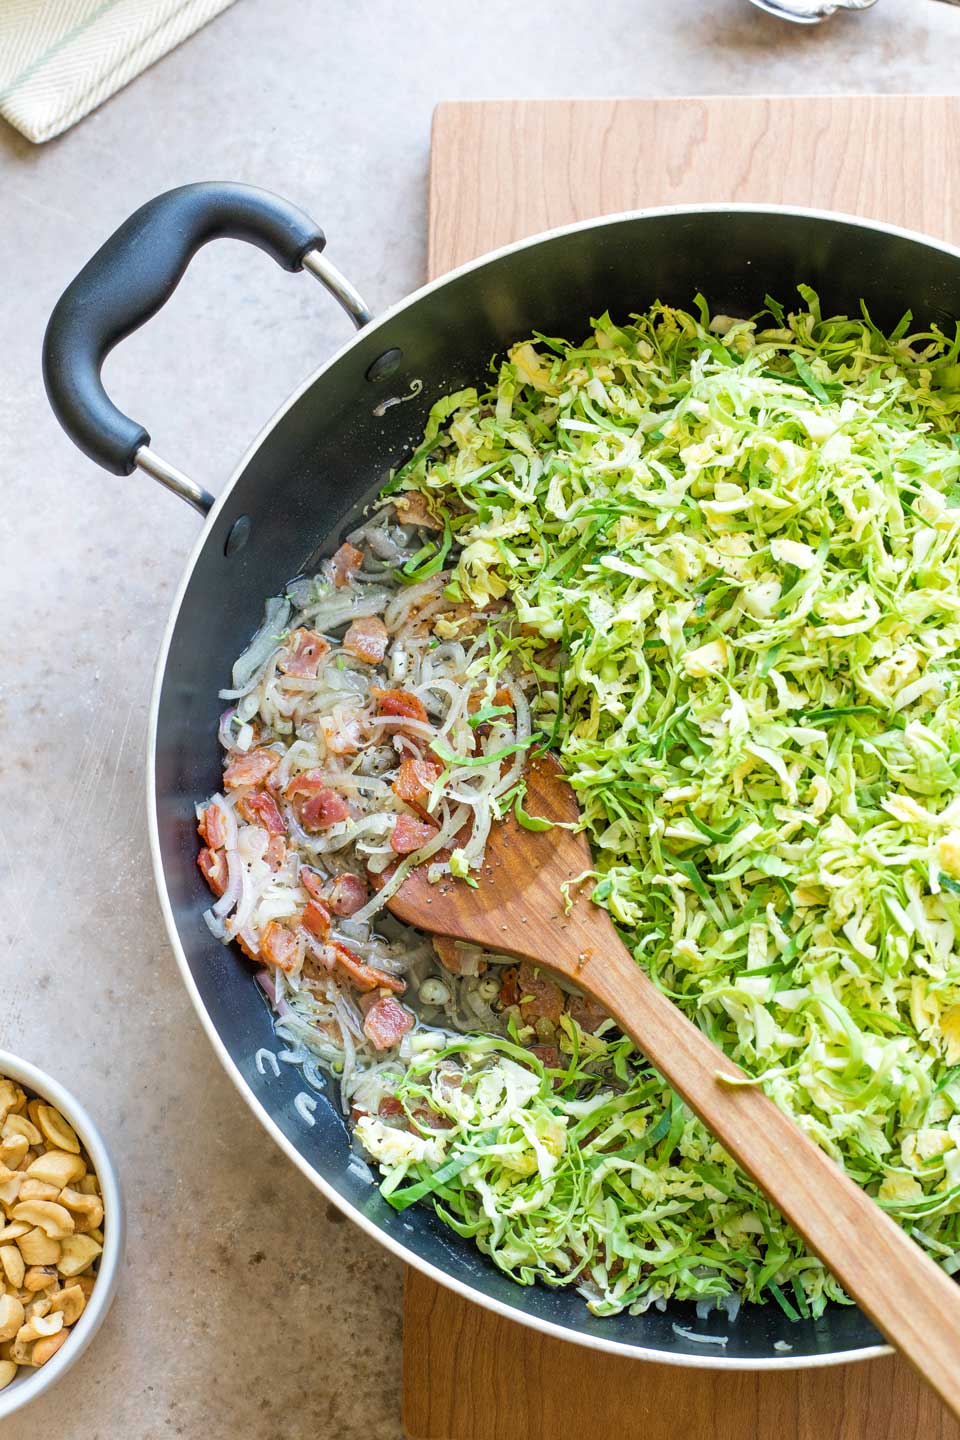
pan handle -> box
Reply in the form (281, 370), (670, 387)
(42, 182), (371, 515)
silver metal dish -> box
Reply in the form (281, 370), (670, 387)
(0, 1050), (124, 1419)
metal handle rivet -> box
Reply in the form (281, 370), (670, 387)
(224, 514), (252, 557)
(366, 348), (403, 383)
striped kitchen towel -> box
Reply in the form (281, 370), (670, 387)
(0, 0), (237, 144)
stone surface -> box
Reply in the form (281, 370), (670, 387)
(1, 0), (959, 1435)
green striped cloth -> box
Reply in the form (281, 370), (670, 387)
(0, 0), (236, 144)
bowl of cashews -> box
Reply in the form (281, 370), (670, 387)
(0, 1050), (124, 1419)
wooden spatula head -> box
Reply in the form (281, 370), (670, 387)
(386, 752), (618, 978)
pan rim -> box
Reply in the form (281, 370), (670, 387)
(146, 199), (960, 1368)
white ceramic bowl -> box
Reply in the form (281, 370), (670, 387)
(0, 1050), (124, 1420)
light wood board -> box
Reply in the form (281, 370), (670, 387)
(404, 96), (960, 1440)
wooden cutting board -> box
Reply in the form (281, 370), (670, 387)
(403, 96), (960, 1440)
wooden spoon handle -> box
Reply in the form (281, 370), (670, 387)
(589, 949), (960, 1415)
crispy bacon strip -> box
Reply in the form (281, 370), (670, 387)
(198, 803), (227, 849)
(197, 847), (227, 897)
(332, 542), (363, 587)
(301, 788), (350, 831)
(395, 490), (443, 530)
(279, 628), (330, 678)
(372, 687), (429, 725)
(238, 790), (285, 835)
(329, 941), (405, 996)
(363, 995), (414, 1049)
(223, 749), (279, 789)
(302, 900), (332, 940)
(391, 813), (439, 854)
(343, 615), (389, 664)
(393, 757), (443, 817)
(329, 872), (368, 915)
(260, 921), (301, 974)
(285, 769), (328, 799)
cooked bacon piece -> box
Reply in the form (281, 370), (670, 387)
(517, 959), (564, 1026)
(300, 868), (326, 902)
(567, 993), (608, 1034)
(279, 628), (330, 678)
(235, 930), (259, 961)
(499, 966), (520, 1008)
(433, 935), (463, 973)
(330, 941), (405, 995)
(363, 995), (415, 1050)
(329, 872), (368, 915)
(391, 813), (439, 854)
(395, 490), (443, 530)
(285, 769), (328, 800)
(198, 803), (227, 849)
(378, 1095), (405, 1118)
(264, 835), (286, 871)
(530, 1044), (562, 1070)
(393, 757), (443, 816)
(343, 615), (389, 664)
(238, 790), (285, 835)
(302, 900), (332, 940)
(197, 846), (227, 896)
(260, 920), (301, 974)
(332, 542), (363, 587)
(372, 687), (429, 725)
(223, 749), (279, 789)
(301, 788), (350, 831)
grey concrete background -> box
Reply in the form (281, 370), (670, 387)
(1, 1), (959, 1435)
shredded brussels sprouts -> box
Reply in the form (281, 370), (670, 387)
(363, 290), (960, 1318)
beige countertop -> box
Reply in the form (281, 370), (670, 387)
(2, 1), (960, 1435)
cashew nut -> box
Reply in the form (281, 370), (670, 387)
(0, 1169), (22, 1206)
(0, 1359), (16, 1390)
(60, 1187), (103, 1232)
(0, 1294), (24, 1343)
(22, 1265), (58, 1294)
(2, 1114), (42, 1148)
(36, 1107), (79, 1156)
(16, 1227), (61, 1266)
(56, 1235), (101, 1277)
(27, 1151), (86, 1188)
(32, 1329), (69, 1367)
(9, 1334), (33, 1367)
(0, 1223), (29, 1244)
(0, 1080), (19, 1123)
(19, 1178), (60, 1203)
(0, 1135), (28, 1170)
(11, 1201), (74, 1239)
(0, 1245), (24, 1290)
(51, 1285), (85, 1325)
(16, 1311), (63, 1345)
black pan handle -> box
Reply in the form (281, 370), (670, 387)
(42, 181), (371, 514)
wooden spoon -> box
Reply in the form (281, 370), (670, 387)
(389, 752), (960, 1416)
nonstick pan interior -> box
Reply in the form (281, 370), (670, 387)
(153, 207), (960, 1363)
